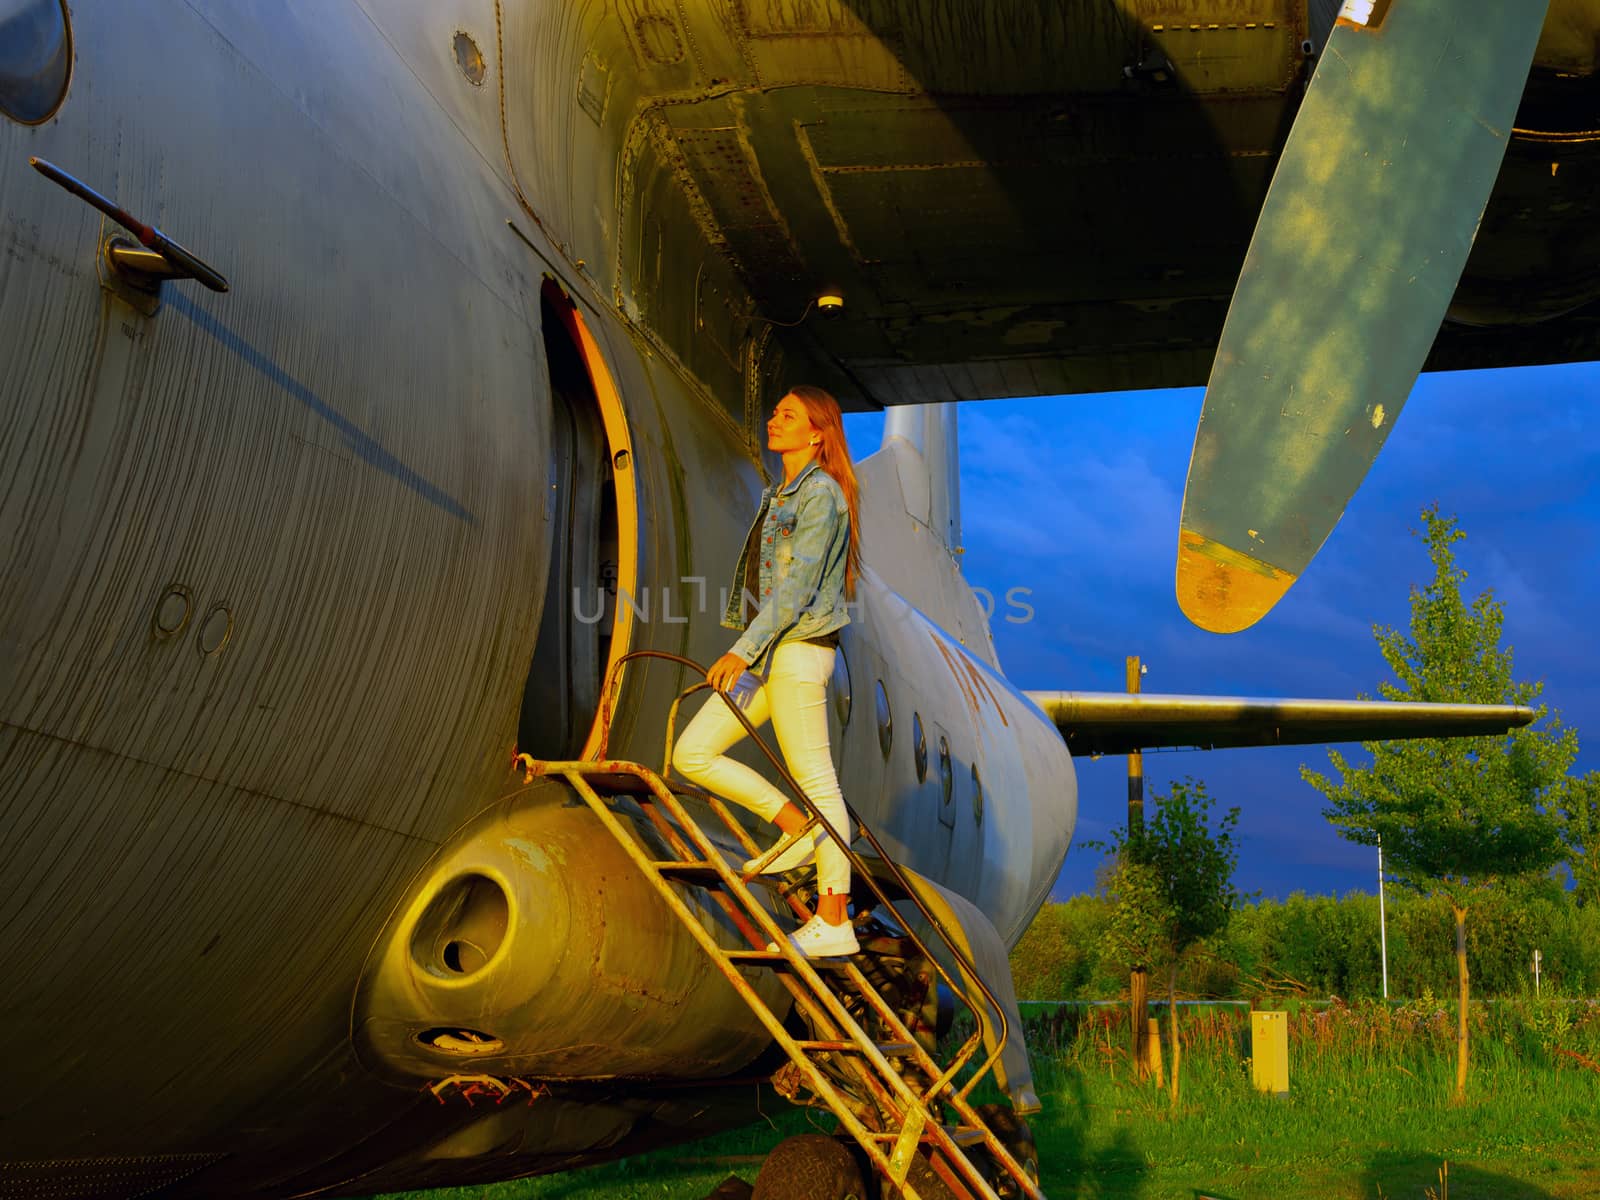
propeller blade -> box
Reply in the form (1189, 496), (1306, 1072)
(1177, 0), (1550, 634)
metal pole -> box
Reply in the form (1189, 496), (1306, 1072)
(1126, 656), (1144, 835)
(1126, 655), (1147, 1077)
(1378, 834), (1389, 1001)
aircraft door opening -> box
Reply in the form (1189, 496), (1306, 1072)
(518, 283), (636, 761)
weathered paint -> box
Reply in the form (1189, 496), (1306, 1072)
(0, 2), (1074, 1193)
(1178, 0), (1551, 632)
(1174, 530), (1297, 635)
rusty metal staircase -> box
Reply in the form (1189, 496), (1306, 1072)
(515, 650), (1046, 1200)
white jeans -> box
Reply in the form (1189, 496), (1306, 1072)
(672, 640), (851, 897)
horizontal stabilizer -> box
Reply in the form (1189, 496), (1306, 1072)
(1023, 691), (1534, 758)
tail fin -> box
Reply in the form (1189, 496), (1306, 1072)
(879, 403), (962, 556)
(855, 402), (995, 662)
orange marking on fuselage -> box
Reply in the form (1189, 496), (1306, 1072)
(960, 655), (1009, 728)
(928, 632), (1009, 728)
(931, 636), (983, 724)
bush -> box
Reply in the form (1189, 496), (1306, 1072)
(1010, 886), (1600, 1001)
(1008, 894), (1108, 1000)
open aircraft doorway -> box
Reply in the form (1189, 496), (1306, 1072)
(518, 281), (637, 762)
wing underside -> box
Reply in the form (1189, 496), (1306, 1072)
(1023, 691), (1534, 757)
(601, 3), (1600, 416)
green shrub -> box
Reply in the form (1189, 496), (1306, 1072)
(1011, 886), (1600, 1001)
(1008, 894), (1108, 1000)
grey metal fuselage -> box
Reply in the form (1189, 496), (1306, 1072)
(0, 2), (1073, 1195)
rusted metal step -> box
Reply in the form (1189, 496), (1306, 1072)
(793, 1039), (918, 1056)
(648, 860), (725, 883)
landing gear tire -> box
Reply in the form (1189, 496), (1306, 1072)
(752, 1134), (869, 1200)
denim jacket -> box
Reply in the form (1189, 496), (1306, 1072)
(722, 460), (852, 669)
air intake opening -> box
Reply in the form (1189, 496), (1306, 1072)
(442, 939), (481, 974)
(409, 873), (510, 979)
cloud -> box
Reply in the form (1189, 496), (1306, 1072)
(941, 362), (1600, 900)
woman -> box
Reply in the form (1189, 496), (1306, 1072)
(673, 385), (863, 958)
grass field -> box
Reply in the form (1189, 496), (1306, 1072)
(376, 999), (1600, 1200)
(1026, 1006), (1600, 1199)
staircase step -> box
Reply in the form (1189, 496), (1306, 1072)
(724, 949), (850, 970)
(794, 1039), (918, 1056)
(866, 1125), (988, 1147)
(647, 860), (726, 883)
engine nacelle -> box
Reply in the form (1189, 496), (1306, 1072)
(353, 778), (786, 1083)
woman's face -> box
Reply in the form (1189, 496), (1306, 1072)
(767, 394), (819, 455)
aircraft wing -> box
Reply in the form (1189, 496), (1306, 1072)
(1022, 691), (1534, 757)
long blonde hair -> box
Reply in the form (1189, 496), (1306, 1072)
(786, 384), (863, 599)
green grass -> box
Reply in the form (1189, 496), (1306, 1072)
(1027, 999), (1600, 1199)
(1034, 1038), (1600, 1198)
(376, 1000), (1600, 1200)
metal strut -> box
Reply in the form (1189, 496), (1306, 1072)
(515, 649), (1045, 1200)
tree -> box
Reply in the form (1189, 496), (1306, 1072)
(1097, 778), (1240, 1103)
(1301, 506), (1574, 1101)
(1557, 771), (1600, 907)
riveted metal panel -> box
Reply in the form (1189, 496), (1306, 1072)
(1137, 0), (1305, 94)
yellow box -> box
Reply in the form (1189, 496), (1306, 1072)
(1251, 1011), (1289, 1096)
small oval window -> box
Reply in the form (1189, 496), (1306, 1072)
(453, 31), (486, 86)
(938, 736), (952, 808)
(874, 680), (892, 759)
(831, 647), (852, 728)
(912, 712), (927, 782)
(971, 763), (984, 824)
(0, 0), (71, 125)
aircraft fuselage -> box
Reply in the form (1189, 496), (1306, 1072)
(1, 3), (1073, 1195)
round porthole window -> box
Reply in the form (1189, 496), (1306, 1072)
(971, 763), (984, 824)
(831, 647), (852, 728)
(874, 680), (891, 758)
(938, 736), (952, 808)
(912, 712), (927, 782)
(0, 0), (72, 125)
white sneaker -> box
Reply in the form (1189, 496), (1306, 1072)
(742, 830), (817, 876)
(766, 914), (860, 958)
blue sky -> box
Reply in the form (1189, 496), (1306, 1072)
(844, 361), (1600, 901)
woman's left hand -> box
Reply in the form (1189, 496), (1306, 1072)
(706, 652), (750, 692)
